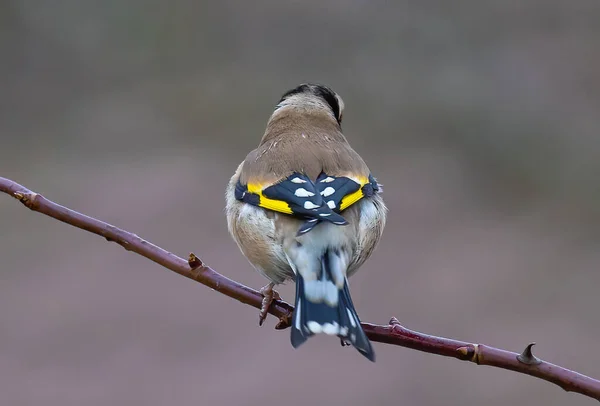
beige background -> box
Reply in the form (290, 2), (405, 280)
(1, 1), (600, 405)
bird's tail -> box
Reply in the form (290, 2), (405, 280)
(290, 250), (374, 361)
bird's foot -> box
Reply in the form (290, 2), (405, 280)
(259, 282), (281, 326)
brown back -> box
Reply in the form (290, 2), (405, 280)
(240, 109), (370, 185)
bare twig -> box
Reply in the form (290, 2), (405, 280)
(1, 176), (599, 401)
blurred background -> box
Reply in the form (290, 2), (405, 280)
(1, 1), (599, 405)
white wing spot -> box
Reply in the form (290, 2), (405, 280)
(307, 321), (322, 333)
(320, 177), (335, 183)
(294, 188), (315, 197)
(324, 282), (339, 306)
(320, 187), (335, 197)
(319, 212), (331, 217)
(327, 200), (336, 209)
(322, 322), (340, 335)
(295, 300), (302, 330)
(346, 308), (357, 327)
(291, 177), (306, 184)
(304, 201), (320, 209)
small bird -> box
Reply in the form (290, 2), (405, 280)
(225, 83), (386, 361)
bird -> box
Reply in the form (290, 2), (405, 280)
(225, 83), (387, 361)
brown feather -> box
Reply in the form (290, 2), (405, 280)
(239, 104), (370, 186)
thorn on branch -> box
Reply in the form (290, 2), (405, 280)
(389, 317), (401, 326)
(188, 252), (203, 270)
(517, 342), (542, 365)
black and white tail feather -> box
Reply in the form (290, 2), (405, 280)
(290, 249), (374, 362)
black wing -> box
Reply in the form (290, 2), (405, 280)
(235, 173), (348, 235)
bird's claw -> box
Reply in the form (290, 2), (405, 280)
(259, 282), (281, 326)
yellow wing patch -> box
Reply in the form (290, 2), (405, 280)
(247, 183), (293, 214)
(339, 176), (369, 211)
(237, 173), (378, 224)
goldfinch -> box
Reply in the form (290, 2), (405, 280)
(225, 84), (386, 361)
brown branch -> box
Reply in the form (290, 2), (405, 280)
(1, 176), (599, 401)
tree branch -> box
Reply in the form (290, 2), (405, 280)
(1, 176), (599, 401)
